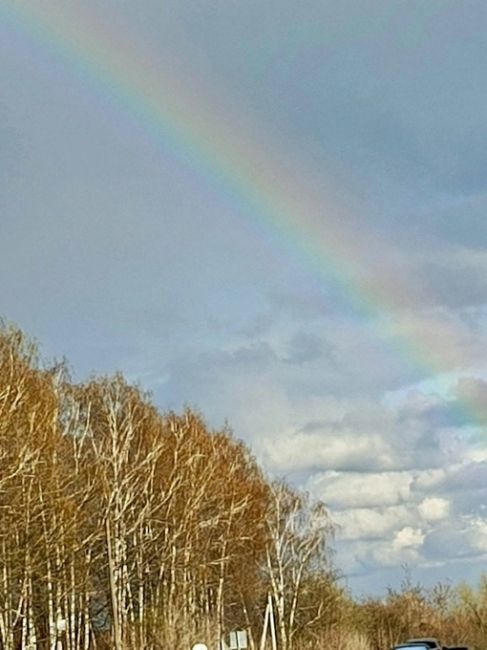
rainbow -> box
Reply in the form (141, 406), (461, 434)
(2, 1), (485, 428)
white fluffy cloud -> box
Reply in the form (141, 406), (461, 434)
(262, 432), (393, 474)
(333, 505), (417, 541)
(309, 471), (413, 509)
(418, 497), (450, 521)
(393, 527), (425, 550)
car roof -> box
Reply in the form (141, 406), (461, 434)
(393, 642), (440, 650)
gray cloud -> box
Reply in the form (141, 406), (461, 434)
(285, 332), (328, 365)
(415, 247), (487, 310)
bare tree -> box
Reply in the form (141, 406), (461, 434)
(265, 482), (334, 650)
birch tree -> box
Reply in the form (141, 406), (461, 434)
(265, 482), (334, 650)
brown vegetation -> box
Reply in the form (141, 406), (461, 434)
(0, 323), (485, 650)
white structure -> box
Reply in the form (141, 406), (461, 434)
(229, 630), (248, 649)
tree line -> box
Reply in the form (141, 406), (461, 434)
(0, 323), (486, 650)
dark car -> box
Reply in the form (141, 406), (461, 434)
(393, 640), (441, 650)
(392, 639), (469, 650)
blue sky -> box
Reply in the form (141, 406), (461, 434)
(1, 0), (487, 594)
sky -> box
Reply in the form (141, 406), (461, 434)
(1, 0), (487, 594)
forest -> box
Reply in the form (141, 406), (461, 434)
(0, 323), (486, 650)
